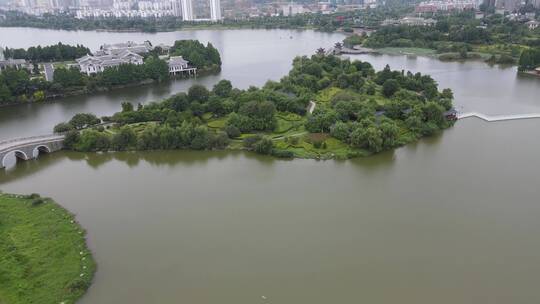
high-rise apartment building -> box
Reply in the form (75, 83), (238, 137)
(181, 0), (193, 20)
(210, 0), (221, 21)
(171, 0), (182, 16)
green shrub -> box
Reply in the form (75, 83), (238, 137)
(271, 149), (294, 158)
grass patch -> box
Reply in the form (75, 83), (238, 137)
(316, 87), (343, 103)
(207, 117), (228, 129)
(0, 193), (96, 304)
(377, 47), (438, 56)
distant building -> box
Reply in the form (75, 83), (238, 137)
(382, 17), (437, 26)
(181, 0), (193, 20)
(167, 56), (196, 75)
(0, 47), (4, 61)
(209, 0), (221, 21)
(415, 0), (476, 13)
(0, 59), (30, 72)
(496, 0), (521, 11)
(171, 0), (182, 17)
(281, 3), (304, 16)
(399, 17), (437, 26)
(98, 41), (152, 56)
(76, 50), (143, 75)
(526, 20), (540, 30)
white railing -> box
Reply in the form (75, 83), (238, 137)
(0, 134), (64, 151)
(458, 112), (540, 122)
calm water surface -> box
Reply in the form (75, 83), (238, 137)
(2, 119), (540, 303)
(1, 27), (540, 138)
(0, 28), (344, 139)
(1, 27), (540, 304)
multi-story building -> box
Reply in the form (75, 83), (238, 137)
(415, 0), (477, 13)
(281, 3), (304, 16)
(181, 0), (193, 20)
(171, 0), (182, 17)
(76, 50), (143, 75)
(210, 0), (221, 21)
(98, 41), (152, 56)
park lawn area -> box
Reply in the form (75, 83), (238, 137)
(206, 116), (228, 129)
(52, 61), (76, 69)
(274, 134), (367, 159)
(275, 116), (304, 134)
(377, 47), (438, 56)
(316, 87), (343, 103)
(473, 43), (527, 57)
(0, 193), (95, 304)
(276, 112), (303, 122)
(123, 122), (159, 134)
(201, 112), (213, 121)
(437, 52), (490, 61)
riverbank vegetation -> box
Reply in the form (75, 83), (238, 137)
(0, 40), (221, 106)
(362, 11), (540, 64)
(2, 43), (91, 62)
(0, 192), (95, 304)
(54, 54), (455, 159)
(518, 47), (540, 71)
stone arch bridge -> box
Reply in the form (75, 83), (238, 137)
(0, 135), (65, 169)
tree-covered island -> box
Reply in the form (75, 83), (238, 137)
(54, 53), (456, 159)
(0, 192), (96, 304)
(0, 40), (221, 106)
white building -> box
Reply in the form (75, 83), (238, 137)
(76, 50), (143, 75)
(281, 3), (304, 16)
(99, 41), (152, 56)
(181, 0), (193, 20)
(526, 20), (540, 30)
(167, 56), (196, 75)
(0, 59), (30, 72)
(209, 0), (221, 21)
(171, 0), (182, 17)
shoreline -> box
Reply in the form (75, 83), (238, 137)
(0, 192), (96, 304)
(0, 67), (221, 109)
(0, 24), (319, 33)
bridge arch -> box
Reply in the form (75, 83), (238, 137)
(33, 145), (51, 158)
(1, 150), (29, 168)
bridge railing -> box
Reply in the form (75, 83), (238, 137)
(0, 134), (64, 147)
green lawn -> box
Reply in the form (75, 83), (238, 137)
(376, 47), (438, 56)
(0, 193), (95, 304)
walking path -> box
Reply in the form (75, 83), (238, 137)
(458, 112), (540, 122)
(308, 101), (316, 114)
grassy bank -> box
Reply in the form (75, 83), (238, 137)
(0, 193), (95, 304)
(376, 47), (438, 56)
(374, 47), (511, 63)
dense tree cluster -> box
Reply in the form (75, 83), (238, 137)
(56, 53), (454, 157)
(0, 68), (49, 104)
(0, 39), (221, 105)
(169, 40), (221, 70)
(364, 11), (540, 59)
(290, 56), (453, 152)
(518, 48), (540, 71)
(3, 43), (90, 62)
(69, 122), (230, 152)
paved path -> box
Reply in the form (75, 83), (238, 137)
(43, 63), (54, 82)
(308, 101), (316, 114)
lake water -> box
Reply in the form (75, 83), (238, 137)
(1, 27), (540, 304)
(1, 27), (540, 139)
